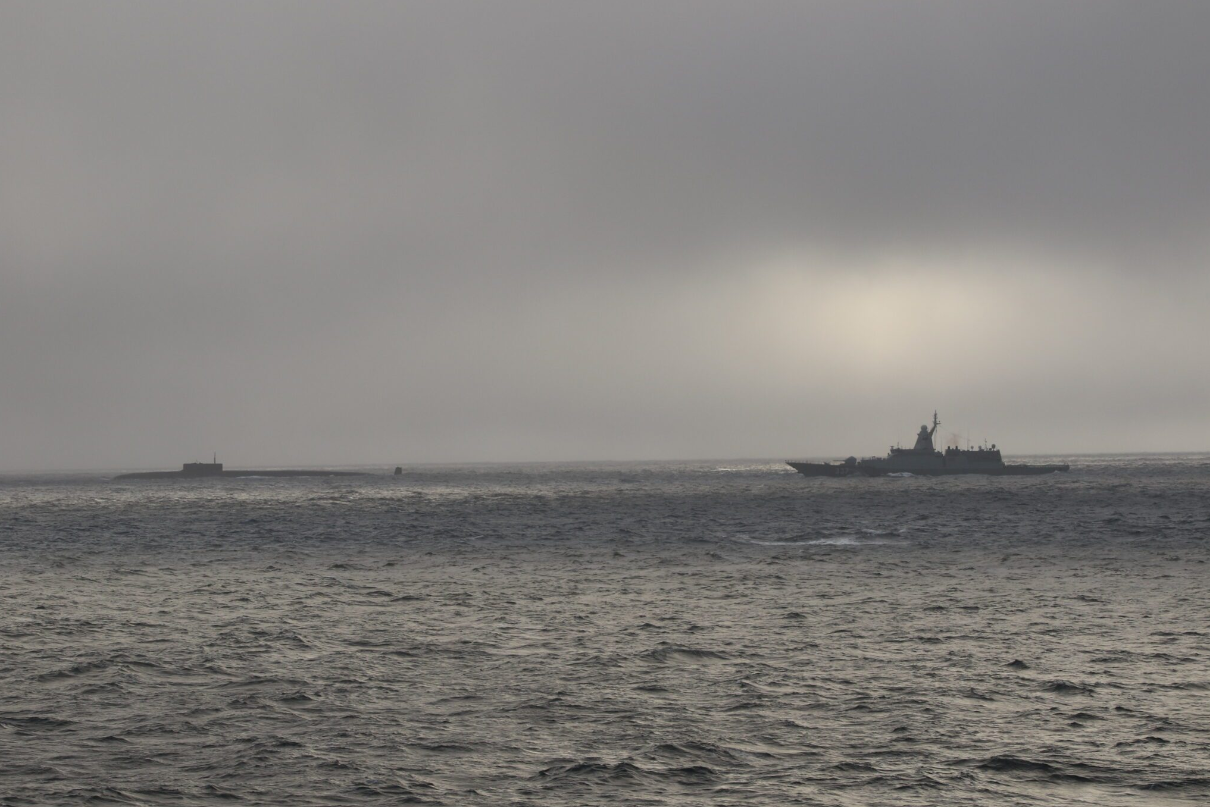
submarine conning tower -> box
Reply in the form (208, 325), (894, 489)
(182, 454), (223, 476)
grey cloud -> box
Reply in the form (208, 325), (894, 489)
(1, 2), (1207, 469)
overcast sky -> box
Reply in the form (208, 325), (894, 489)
(2, 1), (1208, 469)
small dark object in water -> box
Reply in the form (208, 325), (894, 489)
(394, 467), (403, 476)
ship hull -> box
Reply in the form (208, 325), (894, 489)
(786, 461), (861, 477)
(788, 462), (1069, 477)
(855, 464), (1069, 476)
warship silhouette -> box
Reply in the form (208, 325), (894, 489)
(788, 412), (1069, 477)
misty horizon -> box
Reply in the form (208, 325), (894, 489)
(3, 2), (1208, 471)
(12, 448), (1210, 477)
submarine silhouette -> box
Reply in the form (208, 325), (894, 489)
(115, 455), (370, 480)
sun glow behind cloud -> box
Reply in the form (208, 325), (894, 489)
(697, 250), (1072, 391)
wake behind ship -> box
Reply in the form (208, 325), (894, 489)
(788, 412), (1069, 477)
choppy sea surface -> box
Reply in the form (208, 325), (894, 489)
(2, 456), (1209, 806)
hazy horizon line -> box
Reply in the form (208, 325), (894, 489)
(3, 451), (1208, 476)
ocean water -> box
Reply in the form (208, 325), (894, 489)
(1, 456), (1208, 806)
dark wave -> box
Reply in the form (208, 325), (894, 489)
(977, 755), (1058, 773)
(1040, 680), (1097, 695)
(639, 644), (732, 663)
